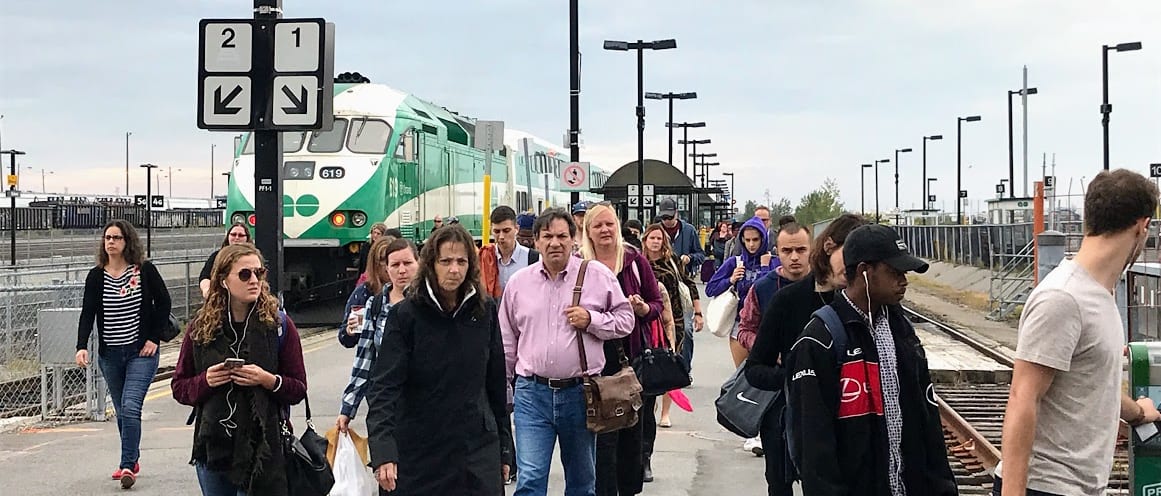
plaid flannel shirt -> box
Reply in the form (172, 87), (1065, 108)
(340, 291), (394, 418)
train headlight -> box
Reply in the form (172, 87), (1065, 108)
(330, 212), (347, 227)
(351, 212), (367, 227)
(231, 213), (245, 225)
(247, 214), (257, 226)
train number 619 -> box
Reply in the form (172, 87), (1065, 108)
(319, 167), (346, 179)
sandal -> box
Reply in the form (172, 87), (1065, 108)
(659, 419), (672, 428)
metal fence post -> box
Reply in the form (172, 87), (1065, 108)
(185, 261), (192, 321)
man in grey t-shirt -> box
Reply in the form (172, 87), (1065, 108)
(995, 169), (1160, 496)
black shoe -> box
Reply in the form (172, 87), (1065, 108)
(643, 459), (654, 483)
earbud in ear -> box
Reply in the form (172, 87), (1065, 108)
(221, 281), (228, 288)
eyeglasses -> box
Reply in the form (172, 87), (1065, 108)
(236, 267), (268, 281)
(104, 235), (124, 241)
(228, 232), (248, 238)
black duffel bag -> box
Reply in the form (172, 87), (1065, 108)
(632, 320), (691, 396)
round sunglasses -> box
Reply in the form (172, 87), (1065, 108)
(235, 267), (268, 281)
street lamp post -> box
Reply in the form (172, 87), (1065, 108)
(568, 0), (581, 206)
(700, 162), (720, 188)
(211, 144), (217, 201)
(957, 115), (982, 225)
(894, 147), (912, 224)
(139, 163), (159, 256)
(926, 178), (938, 212)
(670, 123), (706, 178)
(1008, 87), (1037, 197)
(722, 172), (735, 210)
(604, 38), (677, 221)
(690, 153), (717, 187)
(645, 92), (696, 169)
(873, 158), (890, 223)
(922, 135), (942, 211)
(679, 138), (710, 220)
(1101, 41), (1143, 171)
(861, 164), (873, 215)
(125, 132), (131, 197)
(1, 149), (26, 265)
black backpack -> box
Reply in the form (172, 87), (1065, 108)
(784, 305), (848, 474)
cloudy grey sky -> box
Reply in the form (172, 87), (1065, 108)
(2, 1), (1159, 214)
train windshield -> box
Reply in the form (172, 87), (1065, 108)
(241, 132), (306, 154)
(347, 118), (393, 154)
(307, 118), (349, 153)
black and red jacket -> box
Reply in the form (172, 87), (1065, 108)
(783, 295), (957, 496)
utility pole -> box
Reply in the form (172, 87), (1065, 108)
(211, 143), (216, 201)
(568, 0), (581, 206)
(125, 132), (131, 197)
(1, 149), (25, 265)
(1022, 66), (1030, 197)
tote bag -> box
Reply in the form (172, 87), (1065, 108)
(705, 256), (741, 337)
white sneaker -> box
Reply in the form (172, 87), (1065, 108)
(743, 437), (764, 457)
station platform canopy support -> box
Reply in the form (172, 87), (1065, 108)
(590, 159), (725, 227)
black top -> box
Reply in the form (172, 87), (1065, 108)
(367, 288), (513, 495)
(78, 261), (171, 354)
(198, 249), (221, 282)
(783, 296), (956, 496)
(745, 273), (834, 391)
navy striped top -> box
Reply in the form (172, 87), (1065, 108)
(101, 265), (143, 346)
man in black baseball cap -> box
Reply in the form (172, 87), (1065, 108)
(783, 223), (955, 495)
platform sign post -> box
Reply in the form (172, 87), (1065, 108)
(197, 0), (334, 297)
(474, 120), (504, 244)
(0, 149), (25, 266)
(1128, 342), (1161, 494)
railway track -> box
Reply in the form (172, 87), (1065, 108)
(902, 305), (1131, 494)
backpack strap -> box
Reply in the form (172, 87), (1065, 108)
(528, 249), (540, 264)
(810, 305), (847, 366)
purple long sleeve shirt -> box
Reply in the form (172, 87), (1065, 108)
(500, 256), (635, 381)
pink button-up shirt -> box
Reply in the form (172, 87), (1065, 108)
(499, 255), (634, 380)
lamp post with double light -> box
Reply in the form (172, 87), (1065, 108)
(1101, 41), (1143, 170)
(645, 91), (696, 169)
(957, 115), (982, 225)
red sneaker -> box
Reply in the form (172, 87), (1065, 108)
(111, 463), (139, 480)
(111, 468), (123, 480)
(120, 470), (136, 489)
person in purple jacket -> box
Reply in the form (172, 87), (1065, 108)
(580, 203), (664, 496)
(706, 215), (776, 454)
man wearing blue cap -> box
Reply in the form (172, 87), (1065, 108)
(572, 201), (588, 252)
(516, 212), (536, 249)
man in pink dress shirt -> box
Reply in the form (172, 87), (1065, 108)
(499, 208), (635, 496)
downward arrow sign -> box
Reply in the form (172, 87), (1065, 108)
(281, 85), (308, 115)
(214, 86), (244, 115)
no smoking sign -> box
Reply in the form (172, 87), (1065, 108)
(560, 162), (590, 192)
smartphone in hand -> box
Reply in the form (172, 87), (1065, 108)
(224, 358), (245, 369)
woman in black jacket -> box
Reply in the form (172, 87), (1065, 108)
(198, 222), (251, 298)
(367, 225), (513, 495)
(75, 219), (171, 490)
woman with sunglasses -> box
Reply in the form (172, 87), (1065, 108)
(172, 243), (307, 496)
(76, 219), (171, 489)
(354, 222), (390, 287)
(336, 238), (418, 434)
(199, 223), (252, 298)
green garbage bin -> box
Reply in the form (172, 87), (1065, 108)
(1128, 342), (1161, 495)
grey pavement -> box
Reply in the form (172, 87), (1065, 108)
(0, 315), (794, 495)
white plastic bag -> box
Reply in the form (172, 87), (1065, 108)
(329, 432), (376, 496)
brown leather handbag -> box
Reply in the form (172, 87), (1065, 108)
(572, 260), (644, 434)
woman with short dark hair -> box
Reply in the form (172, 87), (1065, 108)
(199, 223), (251, 298)
(76, 219), (171, 489)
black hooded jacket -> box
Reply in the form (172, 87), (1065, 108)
(783, 295), (956, 496)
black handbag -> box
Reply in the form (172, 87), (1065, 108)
(632, 318), (691, 396)
(283, 396), (334, 496)
(159, 313), (181, 342)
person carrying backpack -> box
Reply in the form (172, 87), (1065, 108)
(783, 224), (955, 496)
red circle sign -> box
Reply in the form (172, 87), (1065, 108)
(562, 164), (586, 187)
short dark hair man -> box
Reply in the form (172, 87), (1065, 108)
(479, 205), (539, 300)
(657, 197), (707, 374)
(996, 169), (1161, 496)
(784, 224), (956, 496)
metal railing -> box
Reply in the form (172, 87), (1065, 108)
(986, 239), (1036, 321)
(895, 224), (1035, 269)
(0, 227), (223, 267)
(0, 251), (214, 419)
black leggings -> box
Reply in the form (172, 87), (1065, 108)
(595, 418), (644, 496)
(991, 476), (1064, 496)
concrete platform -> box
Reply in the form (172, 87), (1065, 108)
(915, 322), (1012, 385)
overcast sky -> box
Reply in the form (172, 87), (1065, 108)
(2, 1), (1159, 214)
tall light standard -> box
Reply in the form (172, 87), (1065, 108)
(894, 147), (912, 223)
(922, 135), (942, 210)
(700, 162), (720, 188)
(722, 172), (735, 208)
(1102, 41), (1142, 170)
(861, 164), (873, 215)
(139, 163), (159, 256)
(679, 137), (709, 220)
(604, 38), (678, 220)
(40, 169), (54, 193)
(873, 158), (890, 223)
(645, 92), (696, 168)
(568, 0), (581, 206)
(690, 153), (717, 187)
(0, 149), (25, 265)
(1008, 87), (1037, 197)
(210, 144), (217, 201)
(957, 115), (983, 225)
(125, 132), (132, 197)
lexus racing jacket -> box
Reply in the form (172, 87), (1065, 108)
(783, 295), (957, 496)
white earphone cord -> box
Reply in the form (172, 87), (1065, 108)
(218, 290), (257, 437)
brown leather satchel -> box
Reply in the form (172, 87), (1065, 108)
(572, 260), (643, 434)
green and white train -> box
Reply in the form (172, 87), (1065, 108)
(226, 81), (607, 304)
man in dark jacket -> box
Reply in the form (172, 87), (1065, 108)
(784, 224), (955, 496)
(657, 197), (706, 372)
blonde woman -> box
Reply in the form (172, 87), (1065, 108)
(579, 204), (663, 496)
(171, 244), (307, 496)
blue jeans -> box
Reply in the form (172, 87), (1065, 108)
(98, 344), (159, 471)
(513, 376), (596, 496)
(681, 314), (694, 373)
(195, 463), (247, 496)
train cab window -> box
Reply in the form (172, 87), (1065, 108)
(347, 118), (393, 154)
(307, 118), (349, 153)
(396, 128), (418, 162)
(241, 132), (306, 154)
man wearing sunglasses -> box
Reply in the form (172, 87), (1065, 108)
(657, 198), (706, 372)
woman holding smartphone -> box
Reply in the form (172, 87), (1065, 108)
(171, 244), (307, 496)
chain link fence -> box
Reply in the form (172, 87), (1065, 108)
(0, 251), (214, 421)
(0, 227), (223, 267)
